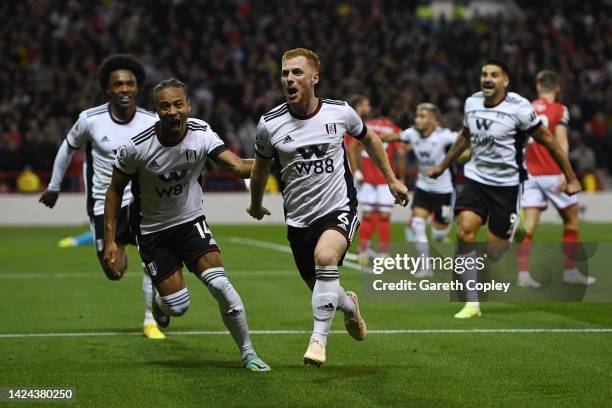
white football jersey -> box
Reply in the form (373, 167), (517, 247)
(463, 91), (541, 186)
(66, 103), (158, 216)
(114, 118), (226, 234)
(255, 98), (366, 227)
(400, 126), (457, 194)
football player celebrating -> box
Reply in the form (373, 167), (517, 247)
(39, 54), (164, 339)
(429, 60), (580, 318)
(248, 48), (409, 366)
(105, 79), (270, 371)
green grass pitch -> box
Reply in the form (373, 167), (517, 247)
(1, 223), (611, 407)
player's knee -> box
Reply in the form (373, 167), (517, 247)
(456, 226), (476, 243)
(314, 249), (340, 267)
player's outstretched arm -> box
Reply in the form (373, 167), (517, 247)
(531, 125), (581, 195)
(246, 154), (272, 219)
(360, 129), (409, 206)
(104, 168), (130, 278)
(216, 150), (253, 179)
(427, 127), (471, 178)
(39, 140), (77, 208)
(379, 132), (400, 143)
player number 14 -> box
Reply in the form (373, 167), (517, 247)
(194, 220), (211, 238)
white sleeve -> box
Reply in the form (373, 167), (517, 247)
(517, 99), (541, 133)
(444, 130), (459, 146)
(203, 128), (227, 158)
(47, 140), (76, 192)
(65, 114), (90, 149)
(114, 141), (139, 175)
(345, 104), (367, 139)
(254, 117), (274, 159)
(399, 128), (413, 144)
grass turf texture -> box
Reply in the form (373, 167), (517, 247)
(1, 223), (611, 407)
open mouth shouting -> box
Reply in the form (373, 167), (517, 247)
(286, 86), (298, 101)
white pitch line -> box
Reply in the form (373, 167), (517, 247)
(228, 236), (363, 271)
(0, 271), (296, 279)
(1, 328), (611, 339)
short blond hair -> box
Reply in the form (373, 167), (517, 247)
(417, 102), (440, 118)
(282, 48), (320, 72)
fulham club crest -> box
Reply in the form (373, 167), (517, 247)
(186, 149), (197, 163)
(325, 123), (337, 134)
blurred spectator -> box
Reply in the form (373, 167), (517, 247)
(16, 166), (41, 193)
(0, 0), (610, 190)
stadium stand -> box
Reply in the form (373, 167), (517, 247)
(0, 0), (610, 191)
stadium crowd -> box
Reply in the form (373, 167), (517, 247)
(1, 0), (610, 191)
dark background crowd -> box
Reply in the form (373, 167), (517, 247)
(1, 0), (610, 192)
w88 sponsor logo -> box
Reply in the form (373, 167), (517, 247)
(294, 159), (334, 175)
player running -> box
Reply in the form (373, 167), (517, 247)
(429, 60), (581, 318)
(346, 96), (405, 261)
(248, 48), (409, 366)
(39, 54), (164, 339)
(381, 103), (465, 277)
(105, 79), (270, 371)
(517, 70), (595, 287)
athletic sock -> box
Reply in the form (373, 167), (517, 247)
(431, 225), (451, 241)
(311, 266), (340, 346)
(142, 273), (156, 325)
(456, 250), (479, 304)
(379, 214), (391, 254)
(562, 228), (579, 271)
(157, 287), (190, 316)
(411, 216), (429, 260)
(517, 232), (533, 273)
(200, 267), (254, 358)
(359, 216), (374, 253)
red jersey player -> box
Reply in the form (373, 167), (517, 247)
(346, 96), (405, 260)
(517, 70), (595, 287)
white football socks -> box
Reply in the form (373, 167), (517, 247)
(201, 267), (254, 358)
(311, 266), (341, 346)
(142, 273), (156, 325)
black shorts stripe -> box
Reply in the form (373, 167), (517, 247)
(341, 142), (358, 210)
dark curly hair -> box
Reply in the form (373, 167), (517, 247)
(98, 54), (146, 92)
